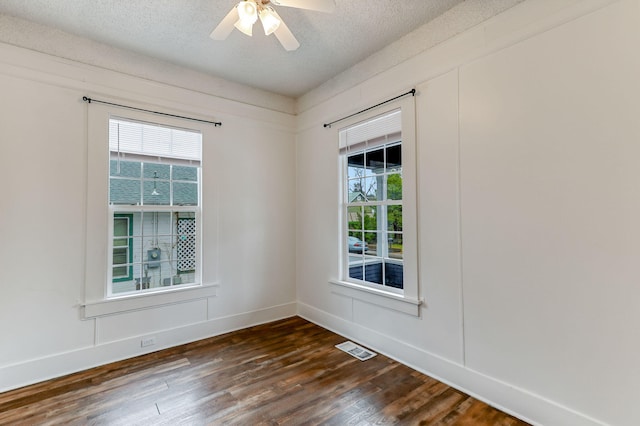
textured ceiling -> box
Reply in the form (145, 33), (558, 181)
(0, 0), (468, 98)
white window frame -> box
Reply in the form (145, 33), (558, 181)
(330, 95), (421, 316)
(83, 101), (218, 319)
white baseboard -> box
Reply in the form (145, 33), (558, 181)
(297, 302), (605, 426)
(1, 300), (606, 426)
(0, 302), (297, 393)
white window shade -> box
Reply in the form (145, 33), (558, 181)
(339, 109), (401, 151)
(109, 118), (201, 164)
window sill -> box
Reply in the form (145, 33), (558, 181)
(82, 283), (218, 319)
(329, 279), (422, 316)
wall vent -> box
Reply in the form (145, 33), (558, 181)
(335, 341), (377, 361)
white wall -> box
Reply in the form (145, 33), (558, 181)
(0, 13), (295, 115)
(296, 0), (640, 425)
(0, 41), (297, 390)
(2, 1), (639, 425)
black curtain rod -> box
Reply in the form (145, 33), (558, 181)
(82, 96), (222, 127)
(323, 88), (415, 128)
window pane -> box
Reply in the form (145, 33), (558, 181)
(364, 206), (378, 231)
(110, 179), (140, 205)
(143, 245), (162, 268)
(110, 160), (141, 178)
(132, 261), (143, 281)
(144, 163), (170, 180)
(348, 231), (367, 255)
(387, 205), (402, 232)
(388, 233), (403, 260)
(348, 178), (366, 201)
(134, 269), (153, 290)
(347, 153), (365, 179)
(364, 231), (379, 256)
(348, 253), (364, 281)
(384, 261), (403, 289)
(143, 181), (170, 205)
(147, 261), (182, 288)
(140, 212), (173, 236)
(386, 144), (402, 172)
(112, 278), (136, 293)
(174, 182), (198, 205)
(177, 271), (196, 285)
(131, 236), (143, 262)
(349, 264), (364, 281)
(173, 165), (198, 182)
(365, 148), (385, 176)
(347, 207), (363, 230)
(387, 173), (402, 201)
(364, 261), (383, 284)
(362, 177), (379, 201)
(152, 261), (176, 286)
(155, 234), (174, 250)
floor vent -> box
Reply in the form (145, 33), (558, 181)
(335, 341), (377, 361)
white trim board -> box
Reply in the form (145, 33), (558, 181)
(297, 302), (606, 426)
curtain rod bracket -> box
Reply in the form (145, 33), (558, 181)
(323, 88), (415, 129)
(82, 96), (222, 127)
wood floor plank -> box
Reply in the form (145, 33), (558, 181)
(0, 317), (529, 425)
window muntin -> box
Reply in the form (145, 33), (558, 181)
(108, 118), (201, 297)
(341, 110), (404, 292)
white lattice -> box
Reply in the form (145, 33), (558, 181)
(177, 218), (196, 272)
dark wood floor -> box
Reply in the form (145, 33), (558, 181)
(0, 317), (528, 425)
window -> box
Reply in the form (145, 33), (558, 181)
(112, 214), (133, 282)
(332, 98), (420, 315)
(108, 118), (201, 296)
(341, 110), (404, 292)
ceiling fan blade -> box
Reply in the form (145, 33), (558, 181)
(273, 15), (300, 51)
(210, 6), (239, 40)
(271, 0), (335, 13)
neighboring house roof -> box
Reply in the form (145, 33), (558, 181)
(349, 191), (367, 203)
(109, 161), (198, 206)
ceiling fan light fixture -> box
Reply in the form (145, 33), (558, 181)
(236, 1), (258, 24)
(234, 18), (254, 36)
(259, 7), (281, 36)
(211, 0), (335, 50)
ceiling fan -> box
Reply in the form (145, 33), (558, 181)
(210, 0), (336, 51)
